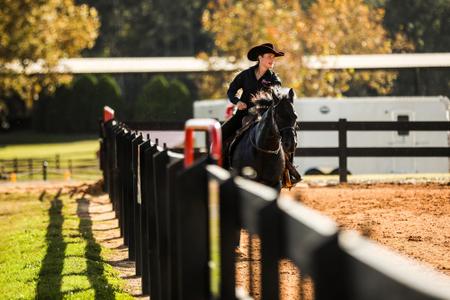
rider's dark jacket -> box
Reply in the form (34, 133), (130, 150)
(222, 65), (282, 143)
(227, 64), (282, 108)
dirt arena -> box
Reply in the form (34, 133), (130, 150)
(287, 181), (450, 276)
(236, 180), (450, 299)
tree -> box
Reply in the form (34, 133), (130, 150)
(78, 0), (212, 57)
(0, 0), (99, 109)
(77, 0), (211, 114)
(95, 75), (124, 117)
(202, 0), (398, 97)
(32, 74), (123, 133)
(384, 0), (449, 95)
(384, 0), (450, 53)
(134, 75), (192, 122)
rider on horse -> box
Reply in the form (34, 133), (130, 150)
(221, 43), (284, 143)
(222, 43), (301, 187)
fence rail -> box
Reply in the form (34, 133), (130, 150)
(124, 119), (450, 183)
(0, 156), (99, 181)
(297, 119), (450, 182)
(299, 120), (450, 130)
(99, 107), (450, 300)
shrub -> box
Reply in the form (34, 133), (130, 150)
(32, 74), (123, 133)
(133, 75), (192, 122)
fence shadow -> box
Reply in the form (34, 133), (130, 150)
(36, 196), (66, 299)
(76, 197), (116, 299)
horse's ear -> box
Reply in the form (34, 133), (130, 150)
(288, 88), (295, 103)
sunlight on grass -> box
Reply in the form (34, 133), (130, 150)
(0, 132), (101, 181)
(0, 130), (99, 161)
(0, 140), (99, 160)
(0, 190), (133, 299)
(0, 193), (47, 299)
(61, 275), (92, 296)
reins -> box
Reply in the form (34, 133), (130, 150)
(249, 130), (281, 154)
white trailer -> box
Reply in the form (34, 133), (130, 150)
(193, 96), (450, 175)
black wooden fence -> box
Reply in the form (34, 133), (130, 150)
(0, 154), (99, 181)
(296, 119), (450, 182)
(122, 119), (450, 183)
(99, 109), (450, 300)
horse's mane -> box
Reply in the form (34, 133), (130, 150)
(251, 91), (273, 115)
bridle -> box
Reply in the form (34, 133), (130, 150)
(249, 98), (297, 155)
(274, 97), (298, 155)
(249, 129), (281, 154)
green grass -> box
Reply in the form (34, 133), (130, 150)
(0, 130), (101, 181)
(0, 130), (99, 160)
(0, 130), (98, 145)
(0, 191), (133, 299)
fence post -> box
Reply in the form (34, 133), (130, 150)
(28, 158), (33, 179)
(338, 118), (348, 183)
(13, 158), (18, 174)
(43, 161), (48, 181)
(55, 154), (60, 170)
(184, 118), (222, 167)
(103, 106), (115, 122)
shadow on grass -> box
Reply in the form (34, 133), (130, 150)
(36, 197), (66, 300)
(77, 197), (116, 299)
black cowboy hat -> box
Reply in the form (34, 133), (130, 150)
(247, 43), (284, 61)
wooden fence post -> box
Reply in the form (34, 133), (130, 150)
(338, 118), (348, 183)
(56, 154), (60, 170)
(13, 158), (18, 174)
(184, 118), (222, 167)
(43, 161), (48, 181)
(28, 159), (33, 179)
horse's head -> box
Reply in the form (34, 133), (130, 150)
(251, 88), (298, 154)
(272, 88), (298, 154)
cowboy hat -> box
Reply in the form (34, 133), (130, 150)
(247, 43), (284, 61)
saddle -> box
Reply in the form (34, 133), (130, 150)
(223, 115), (259, 169)
(223, 115), (302, 188)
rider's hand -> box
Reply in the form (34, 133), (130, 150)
(236, 101), (247, 110)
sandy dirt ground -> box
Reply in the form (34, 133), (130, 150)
(2, 179), (449, 299)
(235, 181), (450, 299)
(286, 182), (450, 277)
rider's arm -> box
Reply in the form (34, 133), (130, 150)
(227, 71), (244, 105)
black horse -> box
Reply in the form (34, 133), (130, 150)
(227, 87), (298, 190)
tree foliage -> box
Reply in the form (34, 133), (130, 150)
(77, 0), (210, 116)
(202, 0), (398, 97)
(0, 0), (99, 109)
(78, 0), (212, 57)
(383, 0), (449, 96)
(384, 0), (450, 53)
(134, 75), (192, 122)
(33, 74), (123, 133)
